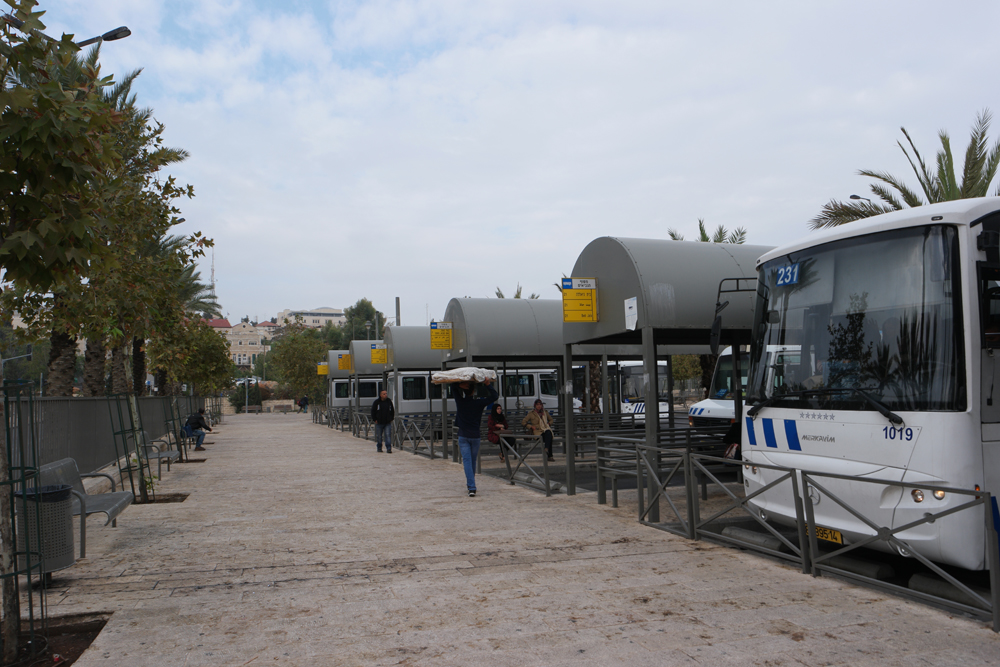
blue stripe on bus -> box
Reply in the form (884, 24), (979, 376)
(745, 417), (756, 446)
(784, 419), (801, 451)
(762, 419), (777, 448)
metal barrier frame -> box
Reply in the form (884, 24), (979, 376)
(606, 437), (1000, 631)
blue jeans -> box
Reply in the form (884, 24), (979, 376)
(458, 435), (480, 491)
(375, 423), (392, 451)
(191, 429), (206, 447)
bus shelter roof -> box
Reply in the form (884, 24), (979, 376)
(563, 237), (773, 347)
(326, 350), (352, 379)
(441, 298), (706, 365)
(384, 326), (443, 371)
(348, 339), (389, 375)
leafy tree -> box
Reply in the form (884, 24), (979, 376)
(268, 323), (327, 400)
(0, 1), (128, 656)
(340, 298), (386, 345)
(0, 1), (122, 291)
(318, 320), (343, 349)
(1, 48), (206, 396)
(668, 219), (747, 244)
(229, 380), (262, 413)
(670, 355), (701, 384)
(146, 318), (235, 395)
(812, 109), (1000, 229)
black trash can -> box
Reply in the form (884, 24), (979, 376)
(15, 484), (75, 573)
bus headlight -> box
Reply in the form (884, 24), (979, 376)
(911, 489), (924, 503)
(932, 489), (946, 500)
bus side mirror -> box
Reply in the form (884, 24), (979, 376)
(709, 316), (722, 356)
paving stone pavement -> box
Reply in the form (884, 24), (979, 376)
(43, 414), (1000, 666)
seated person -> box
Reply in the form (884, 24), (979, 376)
(185, 408), (213, 451)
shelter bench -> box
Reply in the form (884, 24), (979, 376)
(273, 405), (294, 413)
(242, 406), (262, 414)
(38, 458), (134, 559)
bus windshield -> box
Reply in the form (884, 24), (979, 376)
(709, 356), (749, 400)
(748, 224), (966, 412)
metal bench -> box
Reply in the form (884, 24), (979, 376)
(38, 458), (134, 558)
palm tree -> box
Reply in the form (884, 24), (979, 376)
(811, 109), (1000, 229)
(668, 219), (747, 244)
(495, 284), (539, 299)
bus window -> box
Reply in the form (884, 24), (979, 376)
(359, 382), (379, 398)
(540, 373), (558, 396)
(504, 374), (535, 397)
(334, 382), (350, 399)
(402, 377), (426, 400)
(431, 383), (443, 400)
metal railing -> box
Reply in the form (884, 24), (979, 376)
(596, 435), (1000, 631)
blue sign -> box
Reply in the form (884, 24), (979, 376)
(562, 278), (573, 289)
(775, 263), (800, 287)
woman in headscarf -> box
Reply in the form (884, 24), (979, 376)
(487, 404), (510, 462)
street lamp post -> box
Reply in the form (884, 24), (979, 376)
(365, 320), (372, 340)
(2, 13), (131, 47)
(850, 194), (872, 204)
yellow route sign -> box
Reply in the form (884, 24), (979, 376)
(562, 277), (598, 322)
(430, 322), (453, 350)
(317, 362), (329, 376)
(370, 343), (388, 365)
(337, 353), (352, 371)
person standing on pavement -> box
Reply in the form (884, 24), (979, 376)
(453, 378), (498, 497)
(297, 395), (309, 413)
(371, 389), (395, 453)
(185, 408), (213, 452)
(521, 399), (555, 461)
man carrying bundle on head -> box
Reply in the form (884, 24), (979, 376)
(452, 377), (498, 497)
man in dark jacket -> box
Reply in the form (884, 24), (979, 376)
(185, 408), (213, 451)
(453, 378), (498, 497)
(371, 390), (395, 453)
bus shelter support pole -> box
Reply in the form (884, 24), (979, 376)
(601, 353), (610, 431)
(732, 344), (744, 431)
(666, 355), (675, 428)
(440, 362), (449, 461)
(642, 325), (660, 523)
(564, 343), (576, 495)
(357, 376), (363, 436)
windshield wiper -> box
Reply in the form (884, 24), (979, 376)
(747, 387), (903, 426)
(797, 387), (903, 426)
(747, 392), (800, 418)
(844, 387), (904, 426)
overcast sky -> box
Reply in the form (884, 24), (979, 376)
(39, 0), (1000, 325)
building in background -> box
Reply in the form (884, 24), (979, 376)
(205, 319), (271, 369)
(276, 307), (345, 328)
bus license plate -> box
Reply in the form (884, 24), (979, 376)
(813, 525), (843, 544)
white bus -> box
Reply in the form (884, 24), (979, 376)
(331, 370), (560, 415)
(743, 198), (1000, 570)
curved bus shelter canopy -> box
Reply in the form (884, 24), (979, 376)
(441, 298), (704, 365)
(326, 350), (352, 379)
(563, 237), (773, 346)
(384, 326), (443, 371)
(348, 339), (389, 375)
